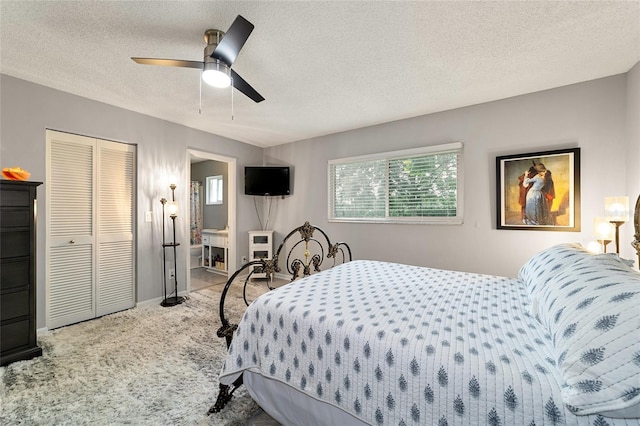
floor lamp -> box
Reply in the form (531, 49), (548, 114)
(161, 183), (184, 307)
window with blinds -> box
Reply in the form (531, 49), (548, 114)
(328, 142), (463, 224)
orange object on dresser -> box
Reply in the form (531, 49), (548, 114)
(2, 167), (31, 181)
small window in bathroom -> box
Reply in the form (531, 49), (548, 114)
(206, 175), (223, 205)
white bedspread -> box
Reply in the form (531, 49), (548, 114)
(220, 260), (639, 425)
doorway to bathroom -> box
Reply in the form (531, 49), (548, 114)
(186, 149), (236, 292)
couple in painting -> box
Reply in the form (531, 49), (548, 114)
(518, 161), (555, 225)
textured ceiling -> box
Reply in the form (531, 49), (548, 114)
(1, 1), (639, 147)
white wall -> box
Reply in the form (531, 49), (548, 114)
(264, 73), (636, 277)
(0, 75), (264, 328)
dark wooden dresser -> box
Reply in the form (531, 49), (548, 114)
(1, 180), (42, 366)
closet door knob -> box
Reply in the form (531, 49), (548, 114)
(69, 240), (75, 244)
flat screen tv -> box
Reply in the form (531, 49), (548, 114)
(244, 166), (291, 196)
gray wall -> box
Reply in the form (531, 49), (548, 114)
(2, 67), (638, 329)
(0, 75), (264, 328)
(627, 62), (640, 228)
(191, 160), (229, 231)
(264, 72), (638, 277)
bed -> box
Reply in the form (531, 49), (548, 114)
(212, 203), (640, 425)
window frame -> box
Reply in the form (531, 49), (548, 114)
(205, 175), (224, 205)
(327, 142), (464, 225)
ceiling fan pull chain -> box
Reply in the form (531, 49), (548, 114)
(231, 76), (234, 121)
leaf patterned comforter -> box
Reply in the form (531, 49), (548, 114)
(220, 260), (638, 425)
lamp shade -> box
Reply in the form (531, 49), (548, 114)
(202, 61), (231, 88)
(585, 241), (602, 253)
(167, 201), (178, 218)
(594, 217), (615, 240)
(604, 196), (629, 222)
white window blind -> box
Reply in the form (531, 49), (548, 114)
(328, 143), (463, 224)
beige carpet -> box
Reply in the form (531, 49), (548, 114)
(0, 278), (285, 425)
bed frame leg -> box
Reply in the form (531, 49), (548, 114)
(208, 383), (233, 414)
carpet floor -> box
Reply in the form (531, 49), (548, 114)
(0, 281), (280, 425)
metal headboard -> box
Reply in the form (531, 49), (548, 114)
(215, 221), (351, 348)
(209, 221), (351, 414)
(633, 194), (640, 266)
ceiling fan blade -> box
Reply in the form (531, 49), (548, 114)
(212, 15), (254, 66)
(131, 58), (204, 70)
(231, 69), (265, 103)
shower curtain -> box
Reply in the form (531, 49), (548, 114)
(190, 181), (203, 245)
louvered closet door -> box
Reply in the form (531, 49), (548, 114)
(47, 132), (96, 328)
(96, 141), (135, 316)
(46, 130), (136, 329)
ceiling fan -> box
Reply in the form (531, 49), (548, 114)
(132, 15), (264, 103)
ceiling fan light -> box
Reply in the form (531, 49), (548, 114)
(202, 62), (231, 88)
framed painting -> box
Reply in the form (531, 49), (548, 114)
(496, 147), (580, 231)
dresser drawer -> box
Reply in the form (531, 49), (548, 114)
(0, 320), (30, 352)
(251, 234), (270, 245)
(0, 230), (30, 258)
(0, 188), (30, 207)
(1, 290), (29, 321)
(203, 233), (227, 247)
(210, 235), (227, 247)
(1, 259), (30, 291)
(0, 208), (31, 228)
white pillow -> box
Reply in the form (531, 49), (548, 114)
(518, 243), (594, 321)
(532, 253), (640, 418)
